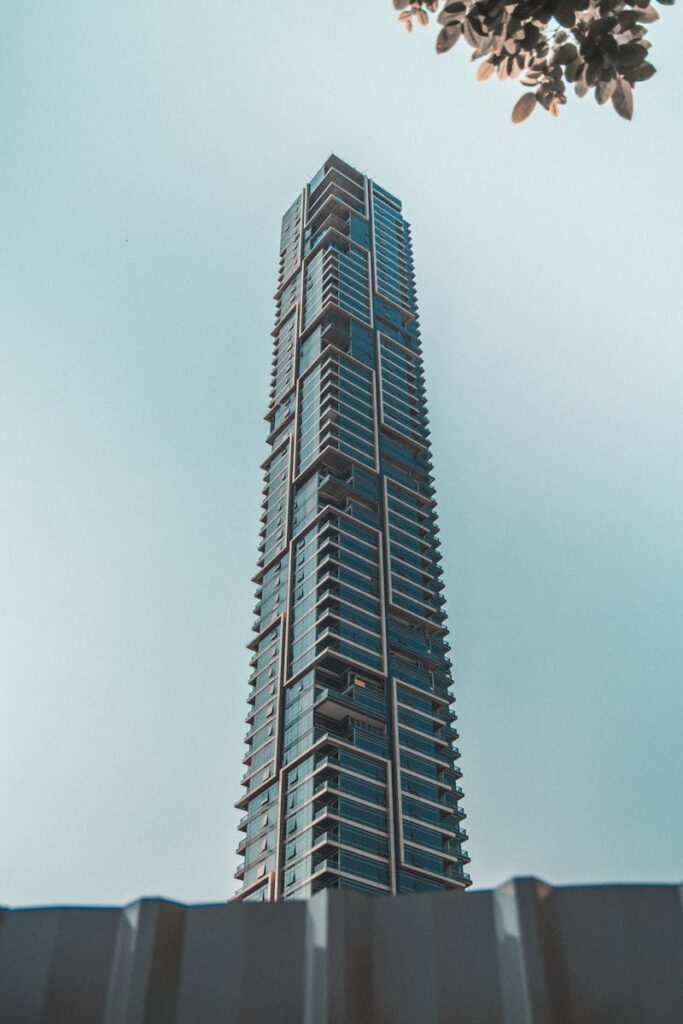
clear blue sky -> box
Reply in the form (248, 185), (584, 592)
(1, 2), (682, 907)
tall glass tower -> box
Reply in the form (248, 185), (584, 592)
(235, 156), (470, 900)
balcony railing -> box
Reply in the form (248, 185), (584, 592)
(315, 683), (386, 725)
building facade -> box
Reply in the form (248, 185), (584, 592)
(235, 156), (470, 900)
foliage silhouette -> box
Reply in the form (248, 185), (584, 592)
(394, 0), (673, 120)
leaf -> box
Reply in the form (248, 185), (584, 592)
(555, 0), (577, 27)
(476, 60), (496, 81)
(462, 18), (480, 48)
(612, 78), (634, 119)
(556, 43), (578, 64)
(437, 0), (466, 20)
(511, 92), (538, 123)
(595, 78), (617, 103)
(637, 5), (660, 20)
(631, 61), (656, 80)
(393, 0), (413, 8)
(585, 61), (600, 86)
(437, 9), (465, 26)
(617, 11), (641, 29)
(618, 42), (649, 68)
(550, 97), (562, 117)
(565, 58), (583, 82)
(416, 9), (430, 26)
(436, 23), (462, 52)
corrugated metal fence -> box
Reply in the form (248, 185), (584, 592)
(1, 878), (681, 1023)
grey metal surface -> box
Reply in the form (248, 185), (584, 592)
(1, 879), (681, 1023)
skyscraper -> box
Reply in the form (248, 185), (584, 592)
(235, 156), (470, 900)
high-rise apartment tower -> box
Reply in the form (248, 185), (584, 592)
(235, 156), (470, 900)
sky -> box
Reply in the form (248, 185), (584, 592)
(1, 1), (682, 907)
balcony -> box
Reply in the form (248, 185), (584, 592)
(318, 471), (351, 504)
(392, 662), (434, 691)
(452, 869), (472, 884)
(321, 318), (351, 350)
(308, 167), (365, 217)
(311, 779), (337, 807)
(311, 828), (339, 851)
(316, 717), (388, 757)
(311, 856), (339, 875)
(314, 683), (385, 727)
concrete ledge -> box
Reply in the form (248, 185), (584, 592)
(1, 879), (682, 1023)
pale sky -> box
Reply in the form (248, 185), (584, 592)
(1, 1), (682, 906)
